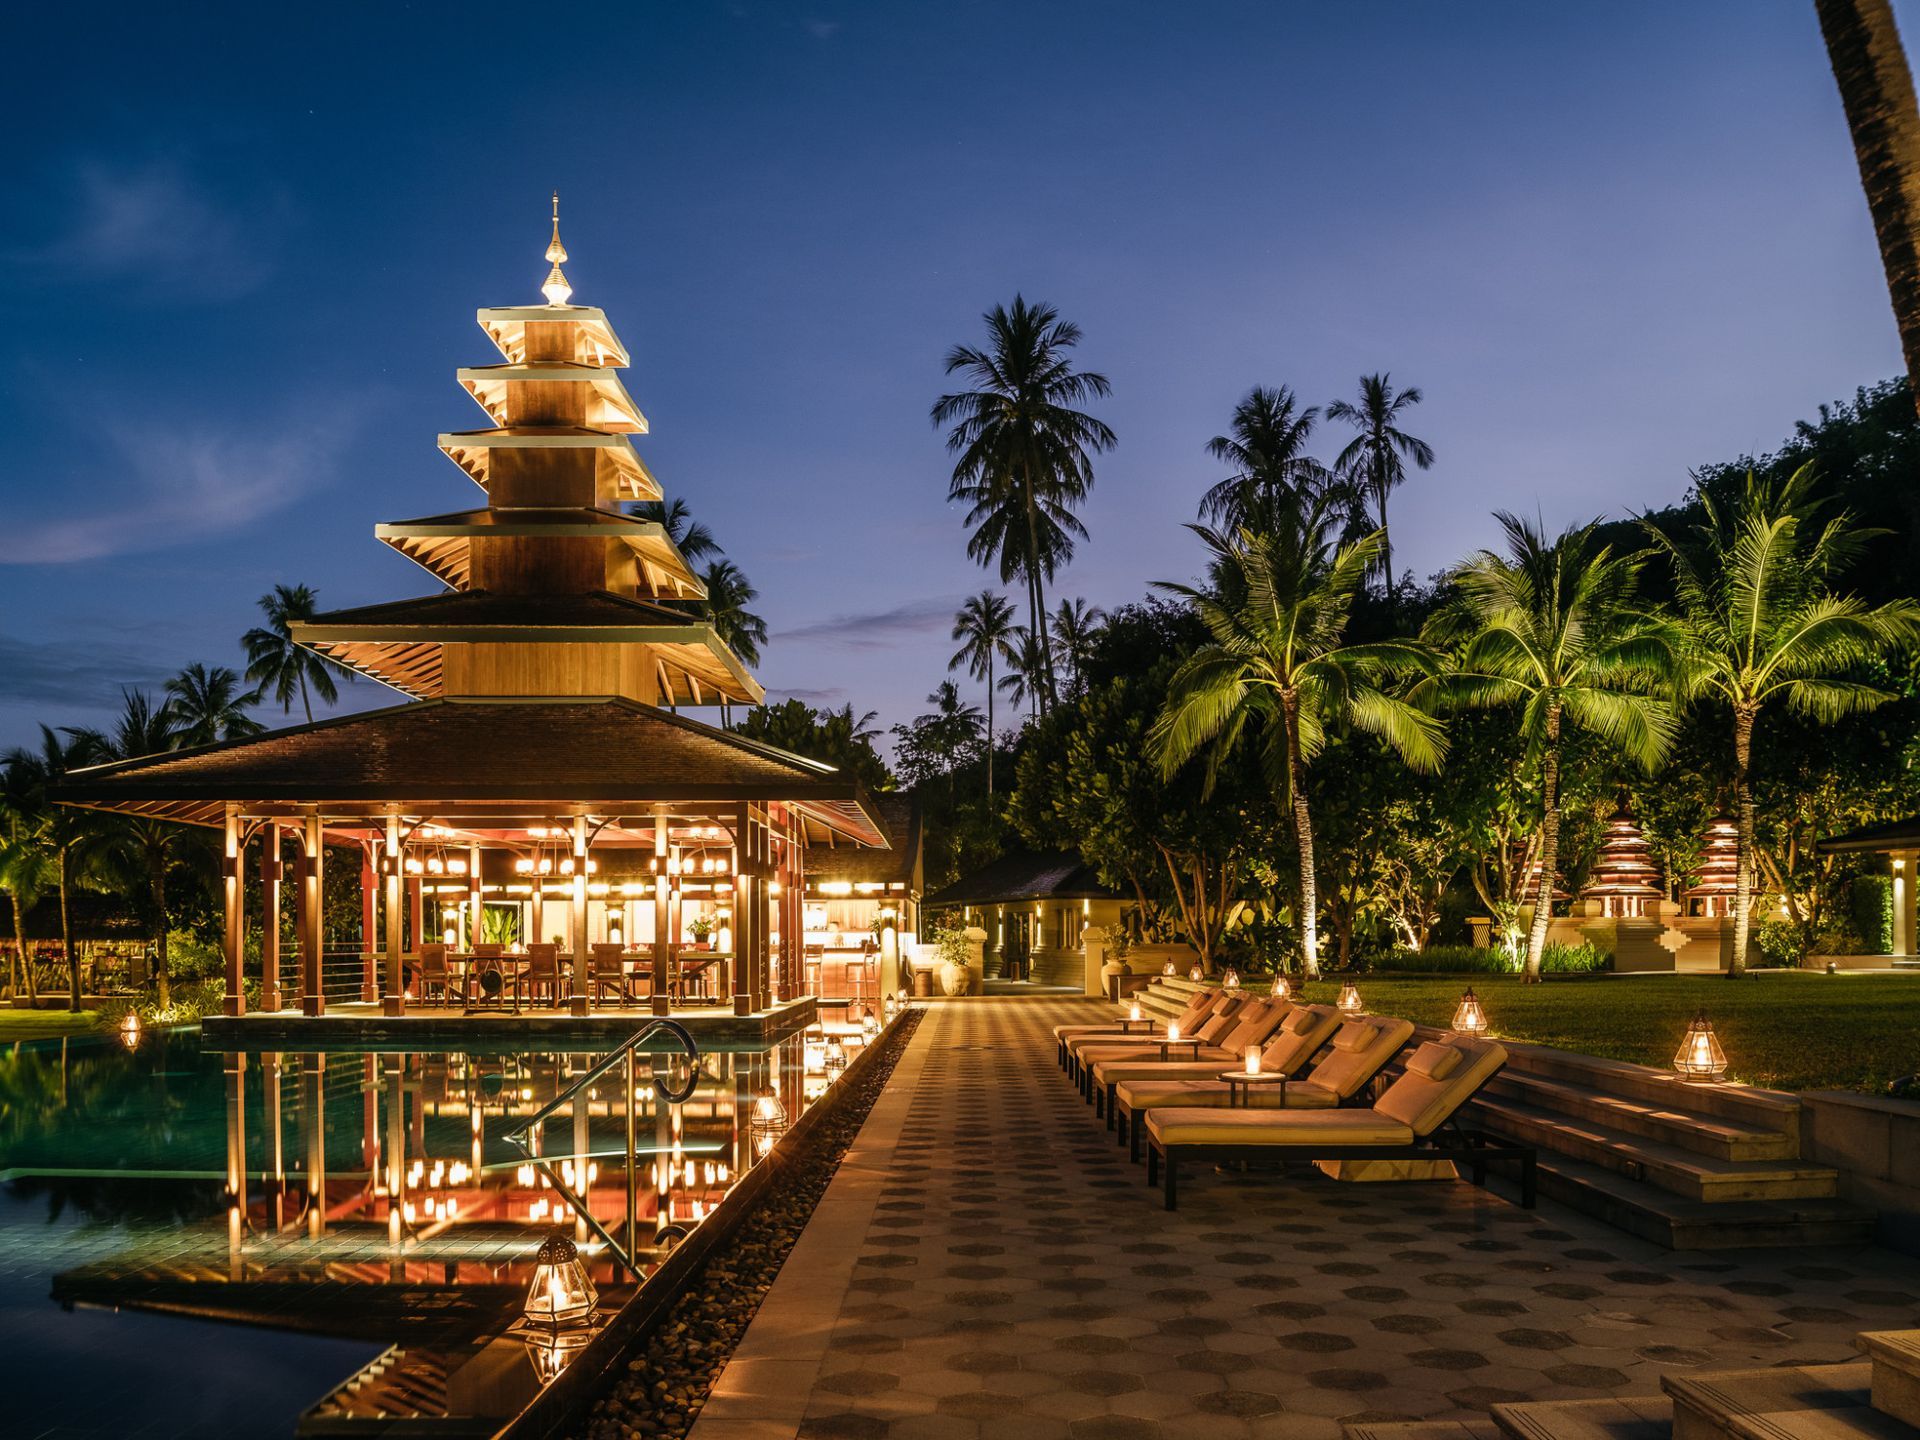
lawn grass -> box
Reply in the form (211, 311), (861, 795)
(1280, 971), (1920, 1095)
(0, 1007), (105, 1045)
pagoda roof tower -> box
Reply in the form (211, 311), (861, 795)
(294, 198), (759, 710)
(1684, 814), (1750, 916)
(1580, 799), (1664, 917)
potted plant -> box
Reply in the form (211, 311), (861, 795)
(930, 918), (972, 997)
(688, 915), (714, 950)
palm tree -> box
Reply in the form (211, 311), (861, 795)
(82, 692), (199, 1006)
(1200, 386), (1340, 531)
(1816, 0), (1920, 414)
(637, 496), (722, 565)
(243, 583), (354, 725)
(165, 663), (263, 747)
(1425, 517), (1677, 980)
(933, 295), (1116, 710)
(1326, 374), (1434, 603)
(1153, 510), (1446, 978)
(997, 627), (1050, 725)
(922, 681), (984, 800)
(0, 763), (51, 1005)
(1048, 598), (1105, 700)
(698, 559), (768, 725)
(949, 591), (1019, 795)
(1646, 463), (1920, 976)
(2, 727), (108, 1010)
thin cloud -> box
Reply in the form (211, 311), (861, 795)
(805, 17), (843, 39)
(773, 595), (962, 652)
(0, 408), (358, 565)
(0, 632), (171, 712)
(765, 686), (848, 706)
(19, 157), (284, 301)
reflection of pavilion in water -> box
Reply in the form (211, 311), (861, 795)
(52, 1029), (862, 1432)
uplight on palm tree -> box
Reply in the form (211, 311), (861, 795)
(933, 295), (1115, 711)
(1326, 373), (1434, 604)
(0, 762), (52, 1007)
(1646, 463), (1920, 976)
(243, 584), (354, 725)
(1425, 517), (1677, 980)
(1153, 508), (1445, 978)
(950, 591), (1019, 795)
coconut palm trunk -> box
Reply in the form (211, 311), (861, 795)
(149, 856), (171, 1007)
(1283, 691), (1322, 979)
(1817, 0), (1920, 413)
(1020, 467), (1057, 710)
(59, 850), (78, 1011)
(10, 897), (32, 1005)
(1522, 704), (1563, 983)
(1730, 703), (1758, 979)
(986, 654), (997, 796)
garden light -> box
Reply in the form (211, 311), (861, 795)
(1337, 981), (1363, 1016)
(1222, 968), (1240, 991)
(522, 1231), (597, 1329)
(1673, 1010), (1728, 1082)
(1451, 987), (1488, 1037)
(1270, 974), (1291, 1002)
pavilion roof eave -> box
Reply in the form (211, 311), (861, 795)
(456, 365), (647, 433)
(1817, 817), (1920, 854)
(475, 305), (630, 367)
(436, 429), (659, 501)
(372, 510), (705, 600)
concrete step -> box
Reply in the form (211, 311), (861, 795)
(1860, 1331), (1920, 1430)
(1491, 1395), (1672, 1440)
(1663, 1362), (1911, 1440)
(1346, 1422), (1501, 1440)
(1480, 1071), (1796, 1162)
(1470, 1095), (1837, 1203)
(1516, 1152), (1875, 1251)
(1496, 1042), (1803, 1135)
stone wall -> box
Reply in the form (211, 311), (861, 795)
(1802, 1090), (1920, 1254)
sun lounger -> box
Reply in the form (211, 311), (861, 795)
(1067, 992), (1252, 1085)
(1071, 996), (1277, 1098)
(1056, 986), (1228, 1069)
(1142, 1036), (1534, 1210)
(1113, 1012), (1408, 1156)
(1090, 1003), (1339, 1125)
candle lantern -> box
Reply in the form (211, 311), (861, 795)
(824, 1037), (848, 1074)
(1673, 1010), (1728, 1082)
(1222, 968), (1240, 991)
(1188, 963), (1203, 982)
(1244, 1045), (1261, 1076)
(1451, 987), (1488, 1037)
(1270, 973), (1291, 1002)
(1337, 981), (1363, 1016)
(523, 1231), (597, 1329)
(1162, 960), (1175, 977)
(1166, 1021), (1180, 1042)
(1128, 998), (1143, 1022)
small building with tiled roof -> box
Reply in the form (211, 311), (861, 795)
(923, 850), (1123, 986)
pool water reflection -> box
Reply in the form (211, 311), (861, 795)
(0, 1015), (878, 1438)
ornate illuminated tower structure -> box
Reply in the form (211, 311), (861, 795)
(1580, 800), (1664, 919)
(293, 198), (760, 710)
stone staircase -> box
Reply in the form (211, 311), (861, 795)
(1345, 1328), (1920, 1440)
(1123, 976), (1872, 1251)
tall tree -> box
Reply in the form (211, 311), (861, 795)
(165, 663), (263, 747)
(697, 558), (768, 726)
(997, 627), (1050, 725)
(243, 584), (353, 725)
(1200, 385), (1337, 531)
(77, 692), (198, 1006)
(891, 682), (984, 801)
(1425, 517), (1677, 980)
(1048, 597), (1105, 700)
(0, 762), (51, 1005)
(637, 496), (722, 564)
(2, 727), (107, 1010)
(734, 700), (891, 791)
(1817, 0), (1920, 414)
(1153, 510), (1446, 977)
(949, 591), (1019, 796)
(933, 295), (1115, 709)
(1326, 373), (1434, 603)
(1646, 462), (1920, 975)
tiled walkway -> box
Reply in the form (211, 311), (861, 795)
(689, 998), (1920, 1440)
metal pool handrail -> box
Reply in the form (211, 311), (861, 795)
(502, 1018), (699, 1276)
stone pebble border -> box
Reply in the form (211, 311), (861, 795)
(570, 1008), (925, 1440)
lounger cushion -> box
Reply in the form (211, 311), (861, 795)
(1118, 1078), (1340, 1112)
(1195, 999), (1248, 1045)
(1298, 1017), (1416, 1100)
(1281, 1007), (1321, 1035)
(1146, 1106), (1414, 1148)
(1221, 1001), (1287, 1052)
(1331, 1021), (1375, 1052)
(1405, 1041), (1462, 1080)
(1091, 1050), (1233, 1085)
(1374, 1038), (1507, 1137)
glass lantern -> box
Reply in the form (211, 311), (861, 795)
(1673, 1010), (1728, 1082)
(824, 1037), (848, 1074)
(118, 1012), (142, 1049)
(749, 1089), (787, 1160)
(1269, 973), (1291, 1002)
(1337, 981), (1363, 1016)
(1188, 963), (1203, 982)
(860, 1011), (880, 1040)
(1451, 987), (1488, 1037)
(1222, 968), (1240, 991)
(1161, 960), (1175, 977)
(523, 1231), (597, 1329)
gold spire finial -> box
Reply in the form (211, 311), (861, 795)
(542, 191), (573, 306)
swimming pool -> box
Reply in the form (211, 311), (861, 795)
(0, 1019), (869, 1437)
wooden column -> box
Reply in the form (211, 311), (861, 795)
(359, 851), (378, 1003)
(732, 846), (752, 1017)
(383, 815), (405, 1016)
(260, 821), (282, 1012)
(222, 806), (246, 1017)
(303, 1053), (328, 1238)
(408, 876), (424, 956)
(651, 804), (671, 1017)
(467, 845), (482, 951)
(303, 814), (326, 1016)
(570, 814), (590, 1016)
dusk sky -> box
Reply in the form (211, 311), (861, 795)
(1, 2), (1909, 752)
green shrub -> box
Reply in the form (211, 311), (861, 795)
(1754, 918), (1806, 969)
(1539, 941), (1610, 975)
(1374, 945), (1516, 975)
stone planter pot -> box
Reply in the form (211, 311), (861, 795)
(939, 961), (972, 997)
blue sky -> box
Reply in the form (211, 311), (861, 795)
(0, 1), (1909, 750)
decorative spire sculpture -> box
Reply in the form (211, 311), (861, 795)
(1580, 798), (1664, 918)
(542, 192), (573, 307)
(1684, 814), (1743, 917)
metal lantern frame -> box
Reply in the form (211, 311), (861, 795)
(1673, 1010), (1728, 1083)
(523, 1230), (598, 1330)
(1451, 986), (1489, 1037)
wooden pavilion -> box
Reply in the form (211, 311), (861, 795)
(60, 200), (887, 1022)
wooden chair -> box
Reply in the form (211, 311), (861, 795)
(418, 944), (464, 1006)
(516, 943), (563, 1008)
(592, 944), (638, 1006)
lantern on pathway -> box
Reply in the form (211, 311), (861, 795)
(1673, 1010), (1728, 1082)
(1188, 964), (1203, 982)
(523, 1231), (597, 1329)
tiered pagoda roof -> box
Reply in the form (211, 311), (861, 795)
(1580, 799), (1664, 917)
(1684, 814), (1746, 916)
(293, 198), (755, 709)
